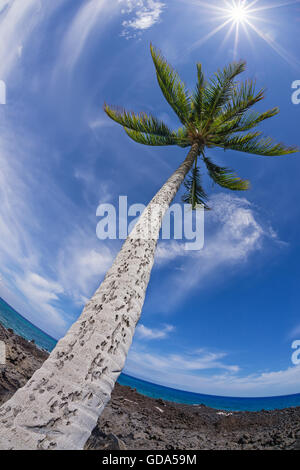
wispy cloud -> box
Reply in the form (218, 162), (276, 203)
(125, 345), (300, 396)
(0, 0), (61, 79)
(0, 114), (116, 337)
(14, 272), (66, 330)
(0, 0), (37, 78)
(57, 0), (119, 72)
(154, 193), (283, 310)
(56, 231), (114, 307)
(125, 345), (240, 378)
(120, 0), (165, 38)
(0, 1), (122, 338)
(55, 0), (165, 75)
(136, 323), (174, 339)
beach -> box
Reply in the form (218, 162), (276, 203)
(0, 322), (299, 450)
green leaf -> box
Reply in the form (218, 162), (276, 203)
(221, 134), (298, 156)
(191, 63), (205, 123)
(211, 108), (279, 139)
(150, 44), (191, 124)
(214, 80), (265, 126)
(202, 61), (246, 126)
(209, 116), (242, 137)
(203, 155), (250, 190)
(124, 128), (178, 146)
(175, 127), (190, 147)
(211, 131), (262, 147)
(104, 104), (173, 137)
(182, 166), (210, 210)
(231, 107), (279, 132)
(104, 49), (298, 161)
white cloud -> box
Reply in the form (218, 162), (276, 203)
(120, 0), (165, 38)
(0, 0), (36, 78)
(125, 346), (240, 378)
(0, 121), (72, 337)
(155, 240), (186, 264)
(0, 132), (40, 271)
(57, 235), (114, 306)
(56, 0), (118, 72)
(0, 115), (115, 336)
(154, 193), (283, 310)
(14, 271), (66, 331)
(0, 1), (61, 79)
(125, 345), (300, 397)
(136, 323), (174, 339)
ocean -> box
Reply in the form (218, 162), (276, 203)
(1, 296), (300, 412)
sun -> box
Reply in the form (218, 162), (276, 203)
(229, 4), (248, 23)
(188, 0), (300, 69)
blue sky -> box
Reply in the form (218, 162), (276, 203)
(0, 0), (300, 397)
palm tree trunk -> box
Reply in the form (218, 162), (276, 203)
(0, 142), (200, 450)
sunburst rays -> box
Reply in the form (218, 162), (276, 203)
(185, 0), (300, 68)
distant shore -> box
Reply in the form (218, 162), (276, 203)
(0, 322), (299, 450)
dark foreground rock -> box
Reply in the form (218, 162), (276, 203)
(0, 322), (299, 450)
(0, 323), (48, 406)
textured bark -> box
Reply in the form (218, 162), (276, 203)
(0, 143), (199, 450)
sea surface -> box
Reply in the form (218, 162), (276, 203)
(0, 297), (57, 351)
(1, 296), (300, 412)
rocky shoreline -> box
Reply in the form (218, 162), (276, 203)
(0, 322), (299, 450)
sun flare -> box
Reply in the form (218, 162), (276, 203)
(229, 4), (248, 23)
(189, 0), (300, 69)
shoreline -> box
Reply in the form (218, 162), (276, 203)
(0, 322), (299, 450)
(118, 373), (300, 412)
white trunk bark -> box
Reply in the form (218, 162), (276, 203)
(0, 143), (199, 450)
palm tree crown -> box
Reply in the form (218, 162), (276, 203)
(104, 44), (297, 209)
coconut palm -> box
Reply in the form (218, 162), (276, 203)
(0, 45), (297, 450)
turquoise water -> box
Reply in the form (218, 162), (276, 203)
(0, 297), (57, 352)
(1, 296), (300, 411)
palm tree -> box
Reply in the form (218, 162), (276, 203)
(0, 45), (297, 450)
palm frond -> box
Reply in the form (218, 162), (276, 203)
(104, 104), (173, 137)
(210, 116), (242, 137)
(202, 61), (246, 125)
(231, 107), (279, 132)
(175, 127), (190, 147)
(191, 63), (205, 123)
(150, 44), (191, 124)
(214, 81), (265, 126)
(124, 128), (178, 146)
(182, 166), (210, 210)
(212, 108), (279, 138)
(221, 134), (298, 156)
(211, 130), (262, 147)
(104, 48), (298, 163)
(203, 155), (250, 190)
